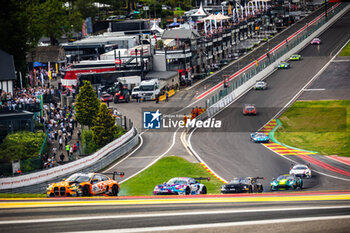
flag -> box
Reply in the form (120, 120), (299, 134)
(55, 63), (58, 74)
(232, 8), (236, 22)
(262, 0), (265, 12)
(255, 0), (258, 12)
(256, 60), (258, 67)
(204, 20), (207, 34)
(241, 6), (244, 19)
(49, 70), (52, 80)
(82, 20), (87, 36)
(228, 4), (232, 15)
(210, 19), (213, 33)
(245, 3), (248, 17)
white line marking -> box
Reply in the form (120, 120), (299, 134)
(103, 134), (144, 173)
(303, 88), (326, 91)
(66, 215), (350, 233)
(119, 128), (179, 184)
(2, 206), (349, 225)
(332, 60), (350, 62)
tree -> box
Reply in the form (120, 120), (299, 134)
(92, 103), (117, 146)
(75, 80), (100, 128)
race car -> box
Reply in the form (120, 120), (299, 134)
(253, 81), (267, 90)
(289, 164), (312, 178)
(289, 54), (301, 61)
(153, 177), (209, 195)
(243, 104), (257, 115)
(100, 93), (113, 102)
(221, 177), (264, 194)
(278, 61), (290, 69)
(46, 172), (124, 197)
(311, 38), (321, 45)
(270, 174), (303, 191)
(250, 132), (269, 143)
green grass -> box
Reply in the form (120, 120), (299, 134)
(119, 156), (224, 196)
(0, 193), (46, 198)
(339, 41), (350, 56)
(275, 100), (350, 157)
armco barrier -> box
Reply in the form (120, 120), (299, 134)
(199, 3), (345, 103)
(207, 3), (349, 117)
(0, 127), (137, 191)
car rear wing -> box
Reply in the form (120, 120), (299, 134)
(101, 172), (125, 180)
(193, 177), (210, 181)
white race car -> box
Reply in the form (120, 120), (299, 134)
(253, 81), (267, 90)
(289, 164), (311, 178)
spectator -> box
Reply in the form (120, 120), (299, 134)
(66, 144), (70, 157)
(73, 143), (77, 153)
(60, 153), (65, 163)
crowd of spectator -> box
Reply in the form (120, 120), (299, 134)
(40, 103), (81, 167)
(0, 87), (55, 112)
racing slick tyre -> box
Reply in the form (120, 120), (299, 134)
(82, 185), (90, 196)
(185, 186), (191, 195)
(201, 186), (207, 194)
(111, 185), (119, 196)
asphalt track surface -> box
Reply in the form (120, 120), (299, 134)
(190, 9), (350, 191)
(104, 4), (342, 185)
(1, 198), (350, 233)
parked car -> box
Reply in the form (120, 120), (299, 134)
(100, 93), (113, 102)
(131, 86), (140, 99)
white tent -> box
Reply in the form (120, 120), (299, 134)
(151, 22), (164, 34)
(215, 13), (231, 21)
(193, 2), (209, 17)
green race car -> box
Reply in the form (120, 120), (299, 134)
(289, 54), (301, 61)
(270, 174), (303, 191)
(278, 61), (290, 69)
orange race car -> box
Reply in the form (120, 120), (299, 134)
(46, 172), (124, 197)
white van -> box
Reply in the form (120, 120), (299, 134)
(131, 86), (140, 99)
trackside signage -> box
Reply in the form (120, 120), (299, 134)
(143, 109), (222, 130)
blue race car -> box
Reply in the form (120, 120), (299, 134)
(153, 177), (209, 195)
(270, 174), (303, 191)
(250, 132), (270, 143)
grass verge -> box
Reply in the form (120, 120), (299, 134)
(275, 100), (350, 157)
(119, 156), (224, 196)
(339, 41), (350, 56)
(0, 193), (46, 198)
